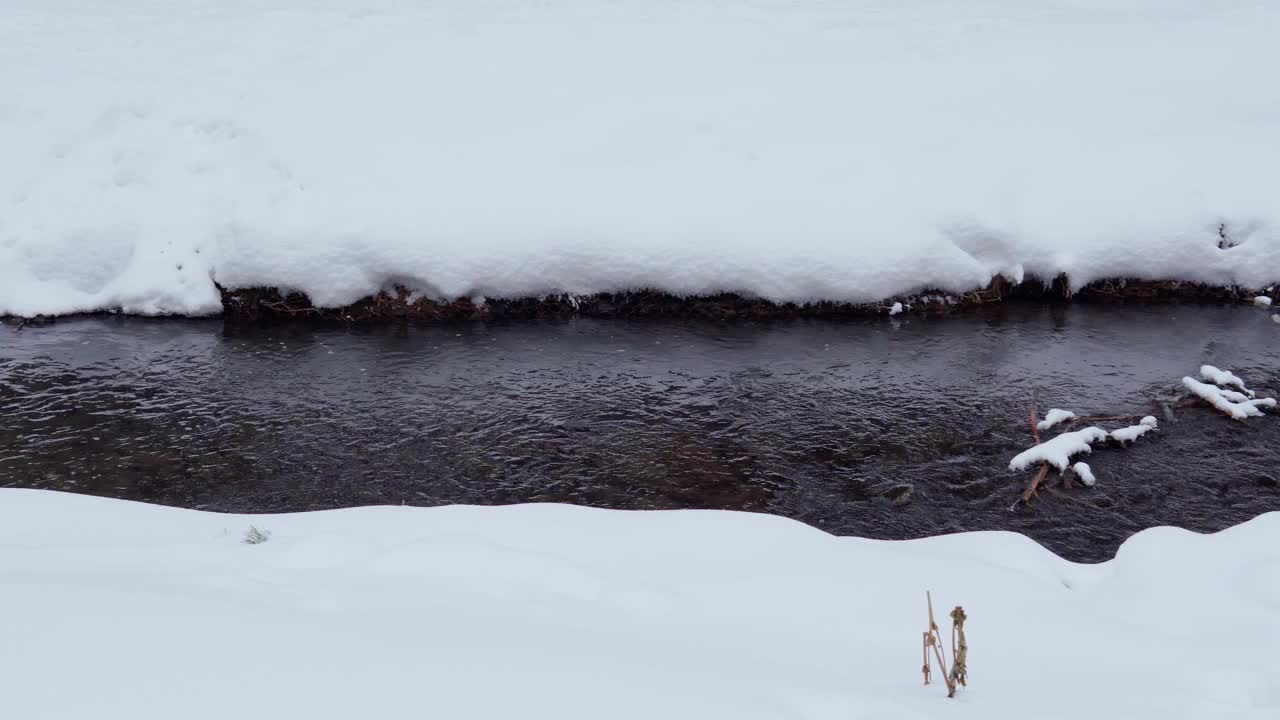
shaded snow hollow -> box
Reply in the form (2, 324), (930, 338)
(2, 1), (1280, 316)
(2, 490), (1280, 719)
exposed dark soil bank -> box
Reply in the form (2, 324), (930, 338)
(2, 277), (1272, 328)
(3, 304), (1277, 562)
(217, 277), (1273, 323)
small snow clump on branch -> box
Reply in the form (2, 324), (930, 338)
(1110, 416), (1158, 444)
(1182, 377), (1276, 420)
(1036, 409), (1076, 432)
(1009, 427), (1108, 472)
(1072, 462), (1097, 486)
(1199, 365), (1250, 395)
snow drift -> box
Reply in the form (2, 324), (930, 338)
(3, 1), (1279, 316)
(2, 490), (1279, 718)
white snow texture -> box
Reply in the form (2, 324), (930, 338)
(1071, 462), (1097, 486)
(4, 490), (1280, 719)
(1201, 365), (1251, 394)
(1184, 368), (1276, 421)
(1036, 408), (1076, 432)
(1109, 416), (1158, 444)
(1009, 427), (1108, 472)
(3, 1), (1280, 316)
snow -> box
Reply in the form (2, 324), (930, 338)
(889, 302), (904, 316)
(1255, 296), (1274, 307)
(3, 1), (1280, 317)
(1200, 365), (1251, 395)
(1071, 462), (1097, 486)
(1219, 388), (1254, 404)
(1273, 314), (1280, 324)
(1182, 377), (1276, 421)
(1036, 408), (1076, 432)
(1109, 416), (1158, 444)
(2, 489), (1279, 719)
(1009, 427), (1107, 472)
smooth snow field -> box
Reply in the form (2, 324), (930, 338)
(2, 489), (1278, 719)
(3, 0), (1280, 317)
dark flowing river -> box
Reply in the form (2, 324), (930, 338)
(1, 304), (1277, 562)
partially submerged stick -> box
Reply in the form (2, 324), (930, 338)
(1011, 406), (1050, 506)
(1021, 463), (1051, 503)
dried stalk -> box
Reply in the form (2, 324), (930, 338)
(948, 606), (968, 695)
(922, 592), (957, 697)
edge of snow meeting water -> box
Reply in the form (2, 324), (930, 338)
(2, 489), (1280, 718)
(2, 1), (1280, 317)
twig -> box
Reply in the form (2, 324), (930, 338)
(1021, 463), (1051, 503)
(948, 606), (968, 694)
(259, 299), (319, 315)
(923, 591), (957, 697)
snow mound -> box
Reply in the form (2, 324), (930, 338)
(1036, 408), (1077, 432)
(2, 1), (1280, 316)
(1072, 462), (1097, 486)
(1009, 427), (1108, 471)
(2, 489), (1279, 719)
(1200, 365), (1250, 395)
(1255, 296), (1274, 307)
(1110, 416), (1158, 444)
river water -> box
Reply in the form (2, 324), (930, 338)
(1, 304), (1277, 562)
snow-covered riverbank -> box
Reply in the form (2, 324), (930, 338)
(3, 1), (1278, 317)
(2, 489), (1277, 718)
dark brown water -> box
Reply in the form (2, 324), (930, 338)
(1, 304), (1277, 562)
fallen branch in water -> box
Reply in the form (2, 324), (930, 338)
(1020, 463), (1051, 504)
(1074, 414), (1144, 423)
(1012, 406), (1049, 507)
